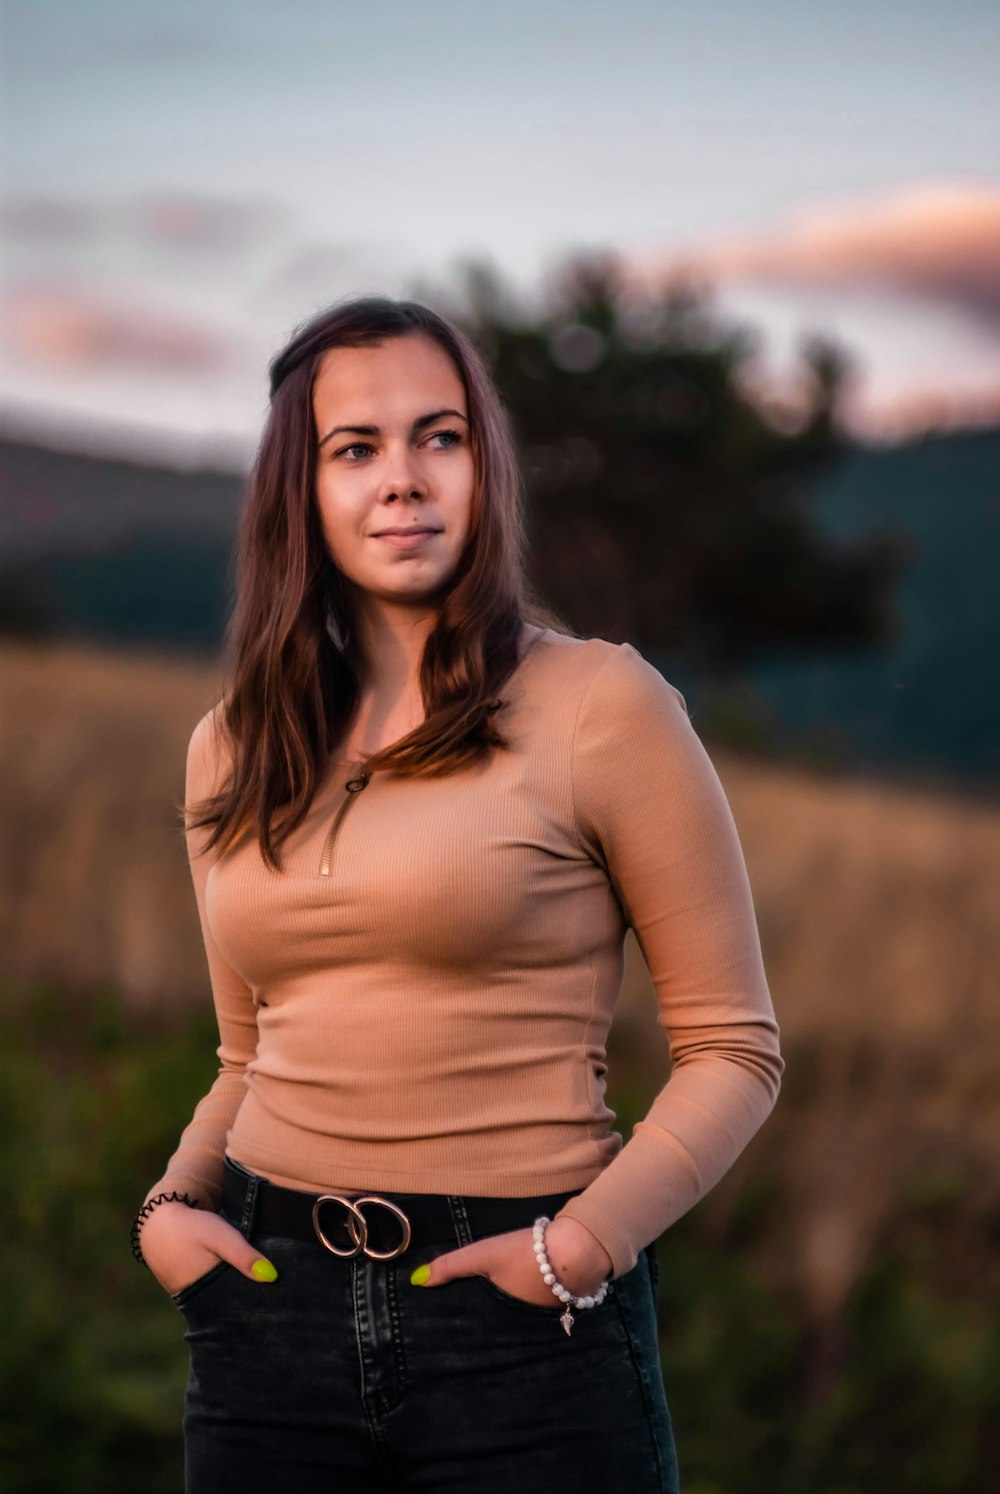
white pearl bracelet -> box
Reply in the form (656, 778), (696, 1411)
(532, 1215), (611, 1336)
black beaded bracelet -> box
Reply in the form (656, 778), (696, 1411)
(131, 1190), (200, 1267)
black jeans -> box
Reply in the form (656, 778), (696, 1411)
(172, 1156), (681, 1492)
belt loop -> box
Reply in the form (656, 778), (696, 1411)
(447, 1195), (475, 1248)
(239, 1169), (261, 1238)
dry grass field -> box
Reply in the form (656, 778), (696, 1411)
(3, 634), (998, 1333)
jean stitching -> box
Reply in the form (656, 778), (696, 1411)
(351, 1257), (377, 1423)
(239, 1170), (260, 1237)
(613, 1282), (667, 1490)
(446, 1194), (473, 1248)
(385, 1259), (407, 1410)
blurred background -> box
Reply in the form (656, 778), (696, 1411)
(2, 2), (998, 1490)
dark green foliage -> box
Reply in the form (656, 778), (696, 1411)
(1, 981), (220, 1494)
(439, 251), (904, 672)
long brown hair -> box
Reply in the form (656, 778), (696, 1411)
(188, 294), (571, 870)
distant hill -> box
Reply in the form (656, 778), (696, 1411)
(1, 425), (997, 785)
(0, 435), (243, 653)
(739, 428), (999, 787)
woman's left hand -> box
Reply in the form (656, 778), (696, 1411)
(410, 1216), (614, 1307)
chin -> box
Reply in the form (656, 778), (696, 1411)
(371, 574), (455, 603)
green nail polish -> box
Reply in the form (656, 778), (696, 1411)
(410, 1263), (431, 1286)
(251, 1258), (278, 1282)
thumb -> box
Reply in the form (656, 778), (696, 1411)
(208, 1216), (279, 1284)
(235, 1248), (279, 1284)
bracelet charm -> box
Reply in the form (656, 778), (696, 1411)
(531, 1215), (611, 1336)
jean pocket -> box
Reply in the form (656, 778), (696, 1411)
(471, 1268), (626, 1323)
(471, 1272), (568, 1316)
(170, 1258), (233, 1310)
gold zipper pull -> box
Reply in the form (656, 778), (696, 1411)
(319, 763), (370, 876)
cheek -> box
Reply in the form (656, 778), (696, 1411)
(445, 455), (476, 531)
(315, 480), (362, 556)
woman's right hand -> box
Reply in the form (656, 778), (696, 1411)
(139, 1199), (278, 1296)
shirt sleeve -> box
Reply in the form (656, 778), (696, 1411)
(140, 708), (259, 1213)
(553, 643), (785, 1278)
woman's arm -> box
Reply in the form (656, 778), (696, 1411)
(553, 643), (785, 1279)
(139, 707), (259, 1214)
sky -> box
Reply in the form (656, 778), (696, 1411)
(2, 0), (999, 465)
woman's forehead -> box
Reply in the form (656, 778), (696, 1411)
(313, 336), (463, 409)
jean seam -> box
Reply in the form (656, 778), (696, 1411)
(384, 1259), (407, 1410)
(613, 1285), (667, 1491)
(446, 1195), (473, 1248)
(239, 1168), (260, 1236)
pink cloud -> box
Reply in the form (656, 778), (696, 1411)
(625, 181), (1000, 324)
(855, 385), (1000, 440)
(3, 285), (231, 375)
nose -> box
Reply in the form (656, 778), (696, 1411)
(378, 442), (426, 505)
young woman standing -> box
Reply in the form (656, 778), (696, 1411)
(131, 294), (784, 1493)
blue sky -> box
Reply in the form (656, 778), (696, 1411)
(2, 0), (999, 461)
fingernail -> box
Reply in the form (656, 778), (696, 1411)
(251, 1258), (278, 1282)
(410, 1263), (431, 1286)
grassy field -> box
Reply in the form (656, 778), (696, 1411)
(3, 636), (998, 1492)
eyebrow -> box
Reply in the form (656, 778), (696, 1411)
(317, 408), (469, 449)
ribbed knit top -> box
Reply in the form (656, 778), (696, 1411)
(145, 626), (784, 1278)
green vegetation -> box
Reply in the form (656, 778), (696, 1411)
(1, 981), (219, 1494)
(2, 981), (996, 1492)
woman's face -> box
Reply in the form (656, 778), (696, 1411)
(312, 334), (475, 614)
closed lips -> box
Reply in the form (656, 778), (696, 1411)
(372, 527), (442, 551)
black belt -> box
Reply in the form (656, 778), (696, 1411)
(220, 1154), (591, 1264)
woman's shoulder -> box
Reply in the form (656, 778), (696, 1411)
(534, 629), (689, 719)
(186, 700), (232, 800)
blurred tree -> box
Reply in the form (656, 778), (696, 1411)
(437, 250), (908, 682)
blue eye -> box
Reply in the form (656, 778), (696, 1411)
(335, 429), (464, 461)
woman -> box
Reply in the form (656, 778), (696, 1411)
(131, 294), (784, 1493)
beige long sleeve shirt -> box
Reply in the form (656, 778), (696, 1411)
(144, 627), (784, 1279)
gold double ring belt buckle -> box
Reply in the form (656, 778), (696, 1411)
(311, 1193), (412, 1260)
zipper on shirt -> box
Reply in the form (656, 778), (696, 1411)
(319, 762), (370, 876)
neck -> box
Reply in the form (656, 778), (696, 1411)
(331, 609), (540, 765)
(346, 592), (539, 699)
(351, 598), (440, 696)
